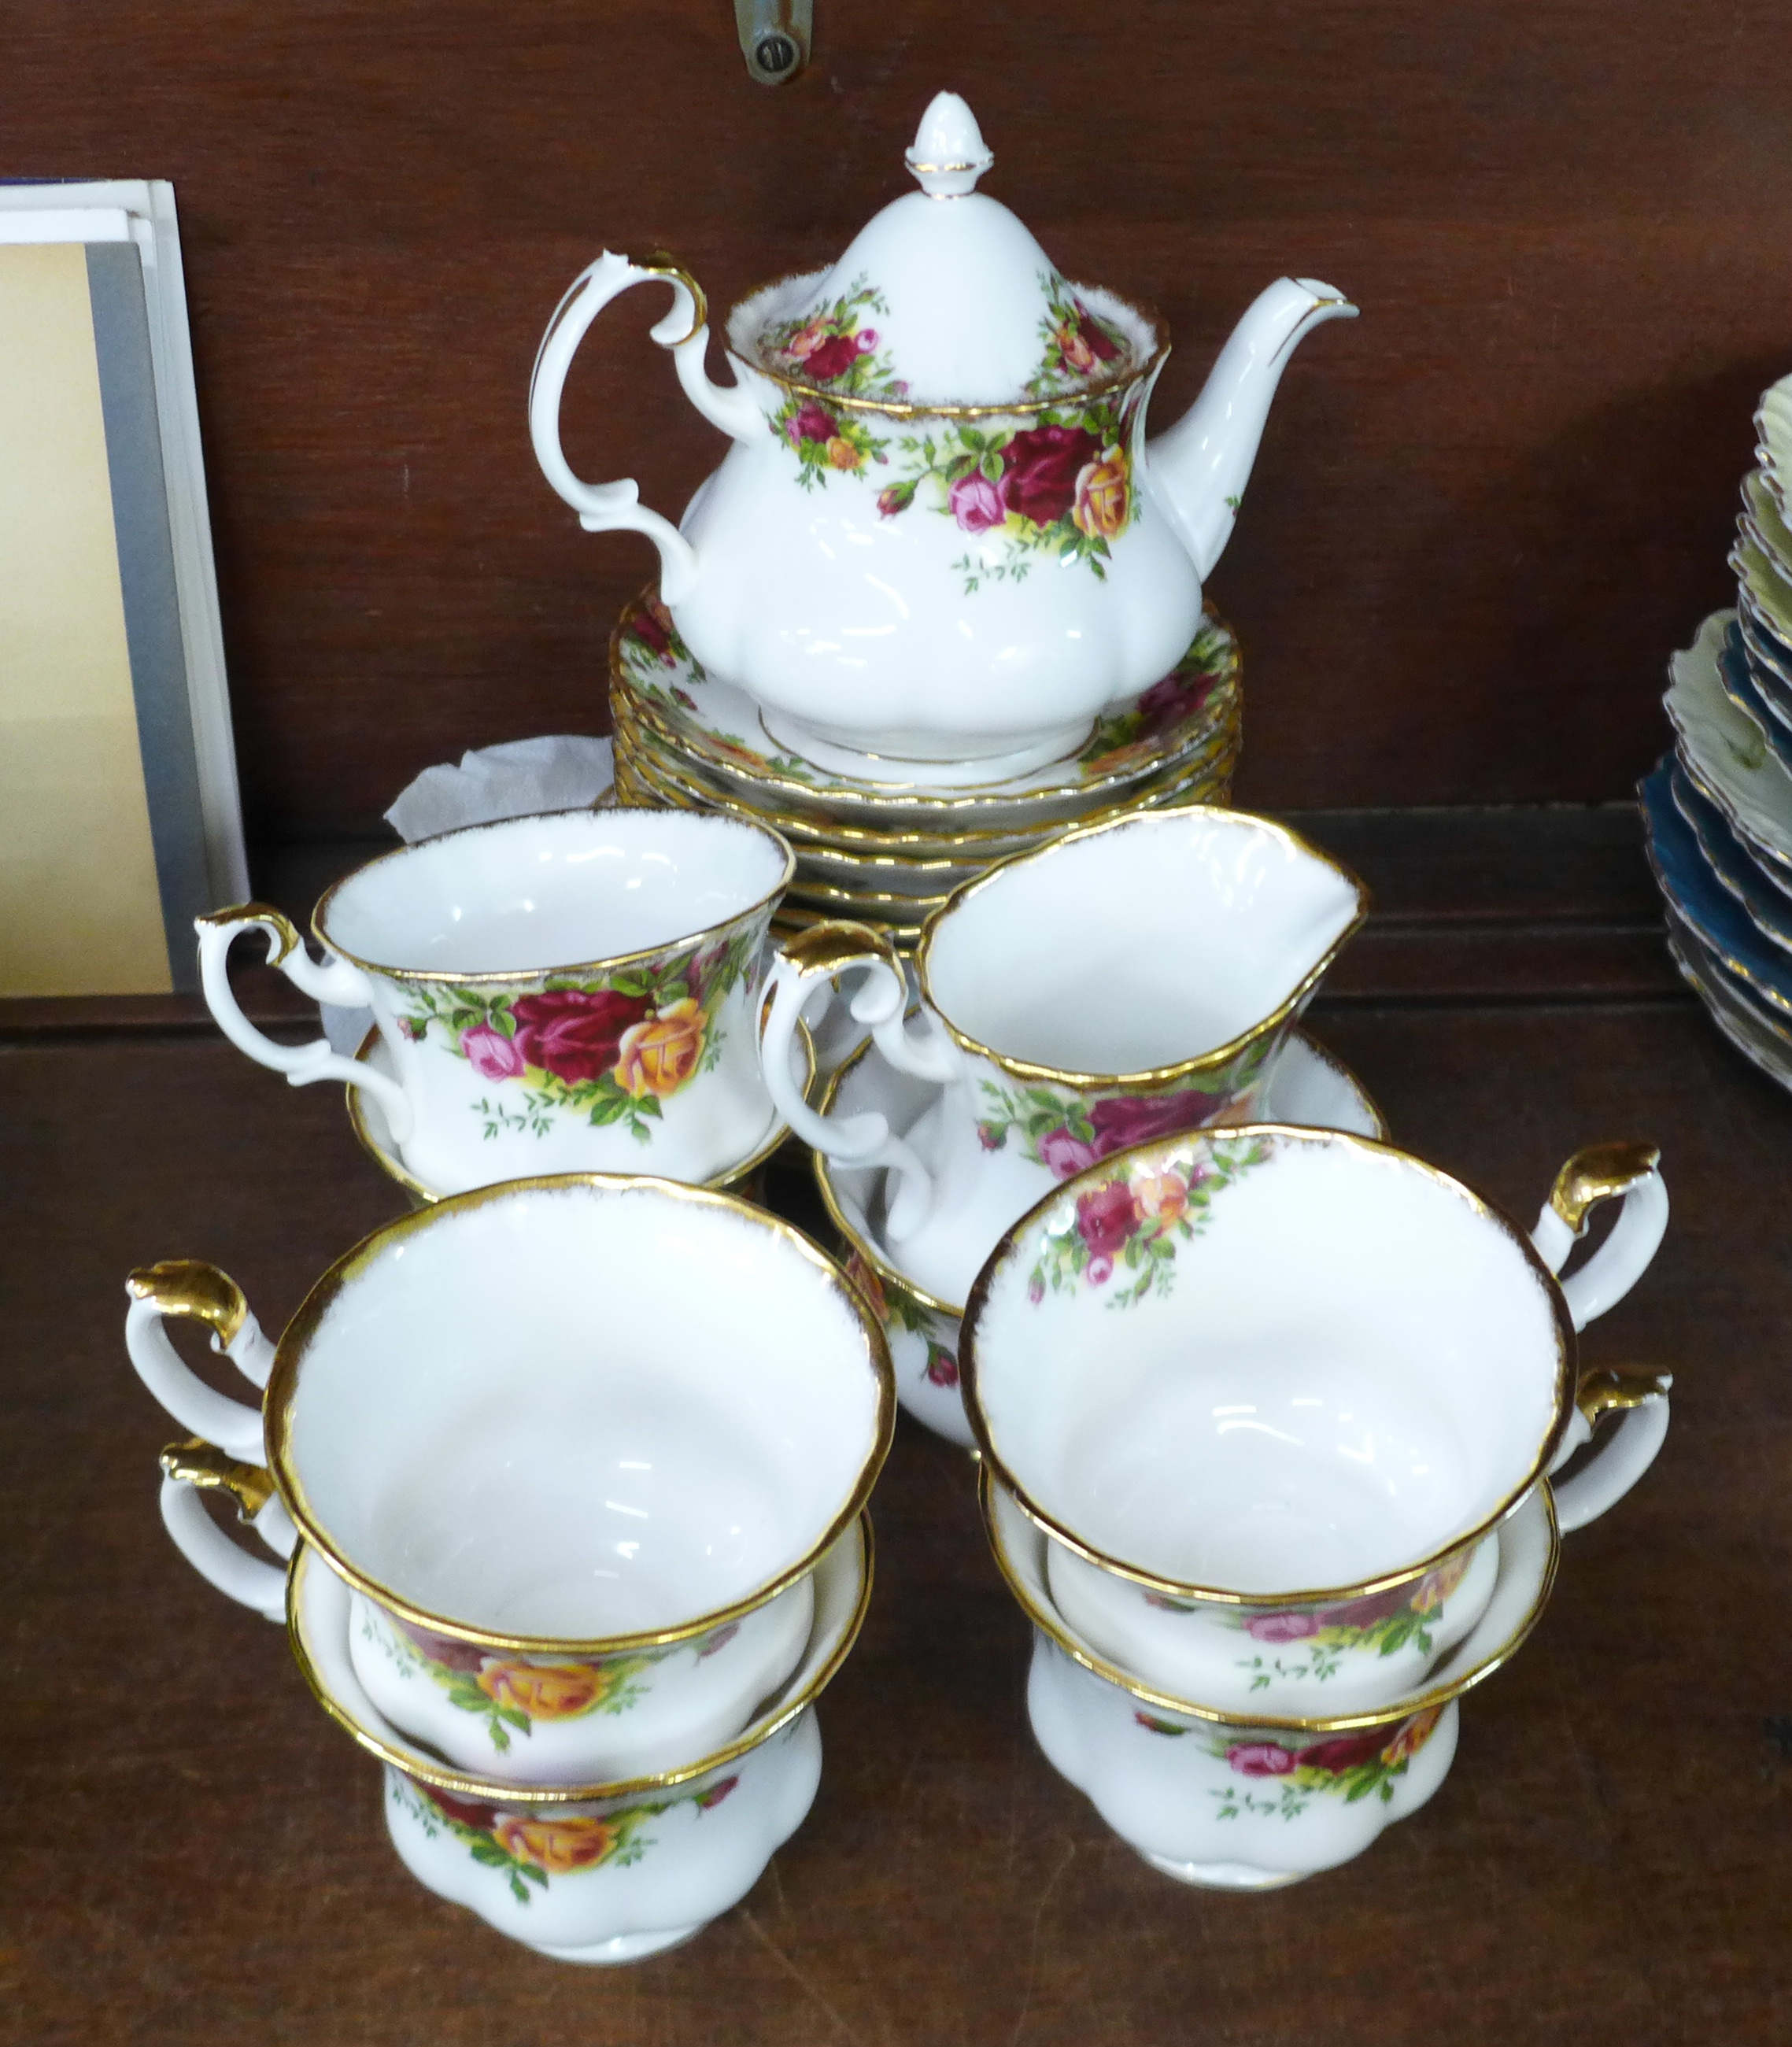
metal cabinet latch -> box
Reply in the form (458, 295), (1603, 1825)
(734, 0), (811, 84)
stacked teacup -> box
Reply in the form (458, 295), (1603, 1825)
(131, 808), (897, 1961)
(960, 1124), (1672, 1886)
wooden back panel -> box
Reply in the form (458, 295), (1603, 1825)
(8, 0), (1779, 833)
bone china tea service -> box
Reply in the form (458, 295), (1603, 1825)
(197, 807), (799, 1198)
(532, 91), (1354, 775)
(126, 1176), (894, 1785)
(759, 807), (1367, 1308)
(962, 1126), (1671, 1717)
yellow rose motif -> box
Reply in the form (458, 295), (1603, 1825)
(1130, 1167), (1189, 1228)
(614, 998), (706, 1100)
(1072, 448), (1130, 541)
(844, 1251), (889, 1323)
(1058, 323), (1098, 375)
(494, 1812), (621, 1875)
(826, 435), (863, 471)
(1381, 1704), (1444, 1767)
(477, 1657), (619, 1720)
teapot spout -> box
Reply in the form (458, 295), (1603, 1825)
(1144, 277), (1357, 580)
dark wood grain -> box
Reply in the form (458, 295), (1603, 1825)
(0, 2), (1778, 834)
(3, 998), (1789, 2042)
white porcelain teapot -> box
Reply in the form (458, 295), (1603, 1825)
(531, 92), (1356, 776)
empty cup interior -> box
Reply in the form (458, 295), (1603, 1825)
(279, 1181), (884, 1639)
(922, 811), (1360, 1075)
(968, 1130), (1565, 1594)
(319, 808), (790, 976)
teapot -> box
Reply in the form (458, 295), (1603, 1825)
(531, 92), (1355, 778)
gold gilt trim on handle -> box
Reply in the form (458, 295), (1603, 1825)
(160, 1438), (277, 1519)
(1574, 1366), (1672, 1426)
(194, 902), (302, 966)
(127, 1260), (249, 1348)
(1547, 1141), (1661, 1234)
(778, 919), (905, 983)
(640, 252), (708, 349)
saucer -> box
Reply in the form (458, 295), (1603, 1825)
(817, 1030), (1386, 1447)
(1665, 611), (1792, 880)
(1668, 760), (1792, 944)
(611, 588), (1240, 827)
(1716, 619), (1792, 771)
(1667, 907), (1792, 1085)
(1641, 761), (1792, 1011)
(1741, 468), (1792, 586)
(347, 1019), (812, 1206)
(1757, 377), (1792, 515)
(1731, 538), (1792, 647)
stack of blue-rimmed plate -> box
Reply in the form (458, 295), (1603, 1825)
(1641, 375), (1792, 1085)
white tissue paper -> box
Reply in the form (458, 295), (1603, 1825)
(320, 734), (616, 1055)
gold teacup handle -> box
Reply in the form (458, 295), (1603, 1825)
(124, 1259), (275, 1462)
(157, 1440), (294, 1622)
(1531, 1141), (1669, 1332)
(1550, 1363), (1673, 1535)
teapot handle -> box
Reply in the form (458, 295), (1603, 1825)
(530, 252), (758, 605)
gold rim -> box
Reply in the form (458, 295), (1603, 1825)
(343, 1018), (813, 1203)
(978, 1464), (1560, 1732)
(913, 810), (1366, 1089)
(959, 1123), (1579, 1608)
(608, 588), (1241, 818)
(286, 1513), (874, 1805)
(309, 807), (796, 986)
(263, 1173), (895, 1653)
(730, 272), (1169, 419)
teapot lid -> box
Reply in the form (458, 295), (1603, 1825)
(728, 92), (1162, 412)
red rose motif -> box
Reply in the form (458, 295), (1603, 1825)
(786, 400), (838, 447)
(1226, 1742), (1296, 1778)
(393, 1613), (486, 1673)
(630, 604), (674, 663)
(694, 1775), (740, 1809)
(1074, 307), (1121, 364)
(1136, 672), (1203, 740)
(1088, 1089), (1221, 1158)
(1075, 1179), (1138, 1261)
(1296, 1730), (1389, 1775)
(800, 334), (860, 382)
(417, 1781), (500, 1831)
(1000, 424), (1102, 527)
(510, 989), (652, 1086)
(924, 1342), (960, 1387)
(1318, 1583), (1413, 1633)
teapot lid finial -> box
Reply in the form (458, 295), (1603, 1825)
(906, 91), (994, 198)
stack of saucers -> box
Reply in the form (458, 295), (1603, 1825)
(609, 589), (1240, 951)
(1640, 372), (1792, 1086)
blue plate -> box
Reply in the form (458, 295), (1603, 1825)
(1735, 615), (1792, 730)
(1717, 623), (1792, 774)
(1640, 757), (1792, 1015)
(1669, 762), (1792, 947)
(1738, 599), (1792, 694)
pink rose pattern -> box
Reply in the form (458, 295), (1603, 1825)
(394, 918), (762, 1147)
(1130, 1702), (1447, 1818)
(1017, 1130), (1274, 1308)
(1225, 1547), (1479, 1690)
(1077, 614), (1238, 776)
(759, 268), (1137, 591)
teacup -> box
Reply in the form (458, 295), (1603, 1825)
(197, 807), (796, 1195)
(817, 1029), (1389, 1450)
(962, 1126), (1670, 1716)
(126, 1174), (892, 1783)
(758, 808), (1366, 1306)
(289, 1516), (870, 1961)
(986, 1467), (1555, 1888)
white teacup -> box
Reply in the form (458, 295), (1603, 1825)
(987, 1467), (1555, 1889)
(759, 807), (1366, 1306)
(198, 807), (796, 1195)
(287, 1517), (870, 1963)
(127, 1175), (893, 1784)
(963, 1127), (1670, 1716)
